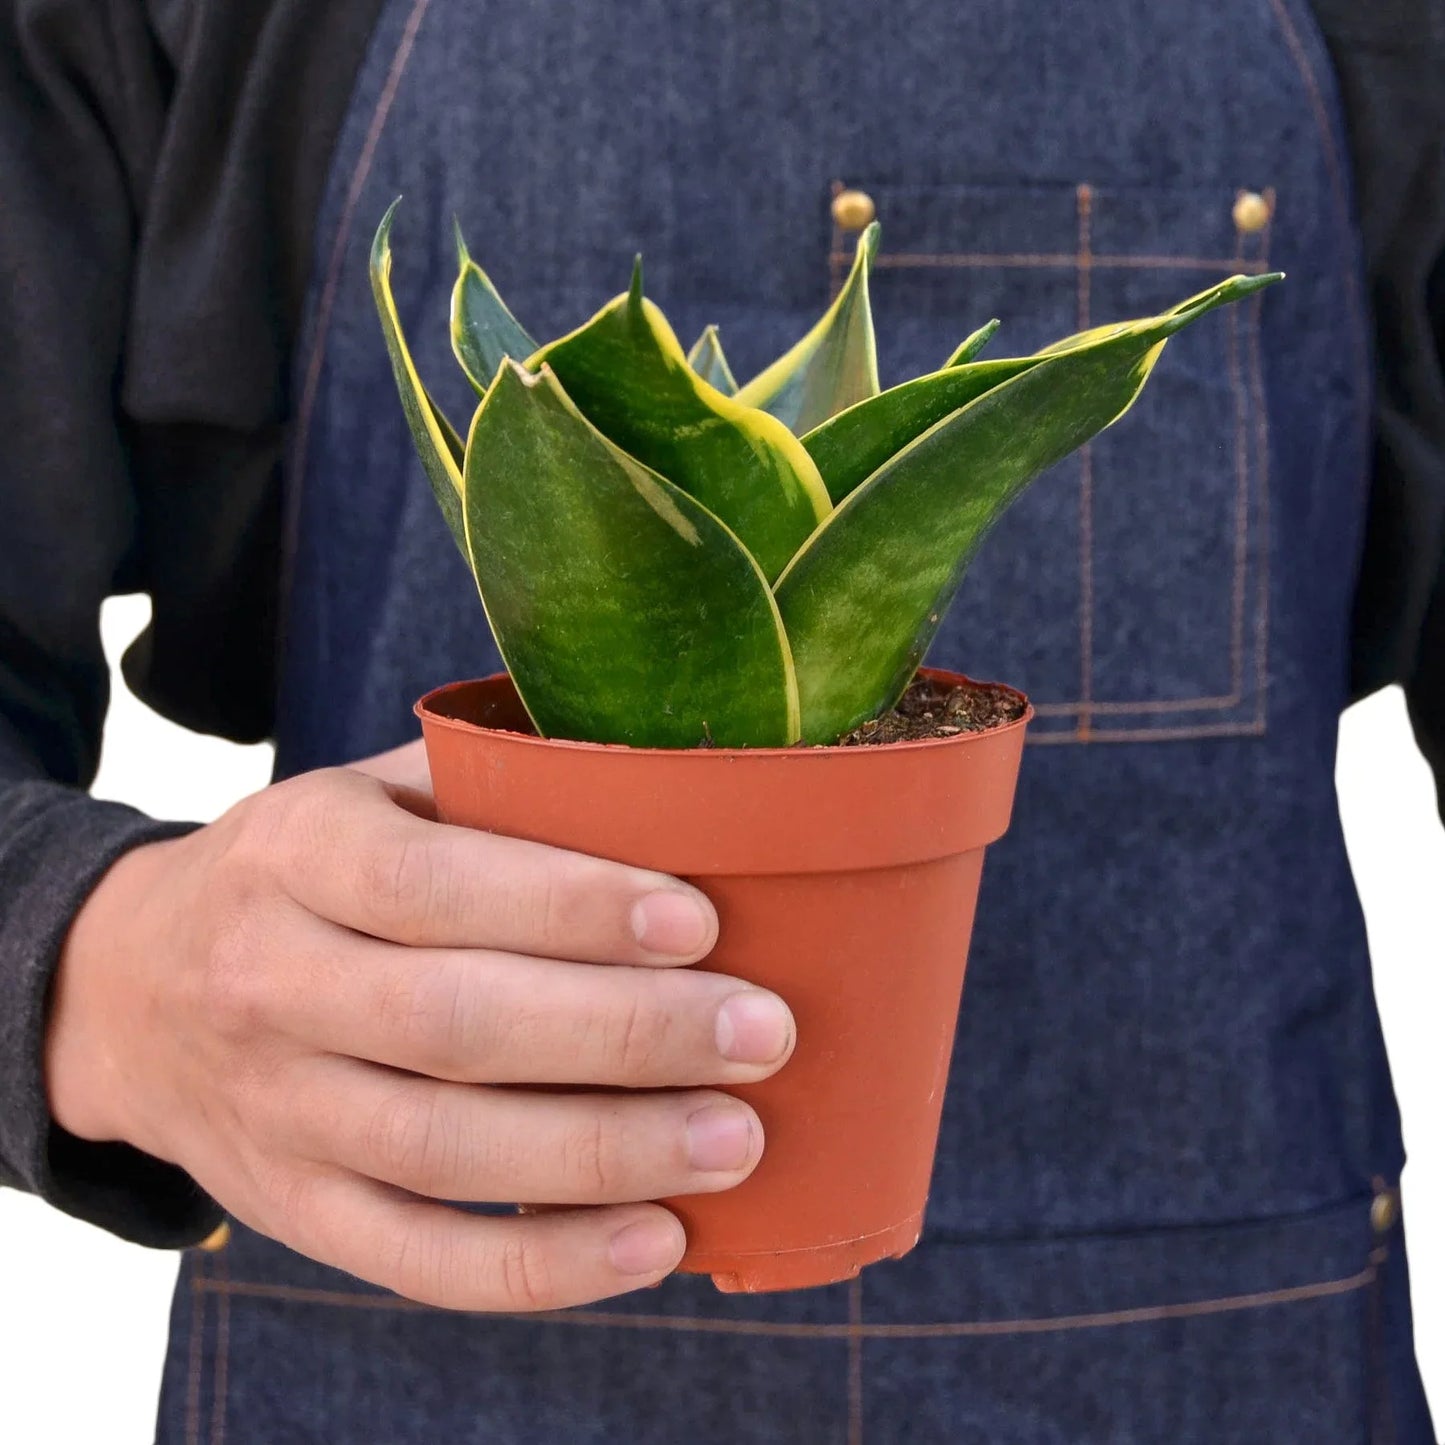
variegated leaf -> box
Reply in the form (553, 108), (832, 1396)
(527, 264), (829, 581)
(735, 222), (881, 434)
(464, 361), (799, 747)
(369, 201), (467, 554)
(686, 325), (739, 394)
(944, 318), (1001, 368)
(451, 220), (538, 396)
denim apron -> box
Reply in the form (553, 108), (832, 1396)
(158, 1), (1438, 1439)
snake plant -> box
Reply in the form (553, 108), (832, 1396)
(372, 201), (1281, 747)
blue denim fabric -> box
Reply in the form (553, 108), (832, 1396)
(159, 1), (1437, 1439)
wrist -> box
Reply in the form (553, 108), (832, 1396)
(44, 836), (179, 1152)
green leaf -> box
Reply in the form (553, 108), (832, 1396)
(944, 318), (1001, 368)
(463, 360), (799, 747)
(369, 200), (467, 555)
(686, 325), (739, 394)
(735, 222), (881, 434)
(526, 263), (830, 581)
(802, 273), (1272, 510)
(450, 220), (538, 395)
(803, 354), (1043, 507)
(776, 272), (1283, 743)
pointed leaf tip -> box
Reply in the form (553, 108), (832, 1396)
(373, 197), (402, 258)
(630, 255), (645, 306)
(736, 212), (881, 432)
(450, 234), (539, 394)
(528, 287), (829, 578)
(368, 201), (467, 557)
(686, 324), (740, 395)
(945, 318), (1002, 368)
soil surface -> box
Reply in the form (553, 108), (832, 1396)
(834, 676), (1028, 746)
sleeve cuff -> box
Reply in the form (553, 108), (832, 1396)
(0, 780), (222, 1247)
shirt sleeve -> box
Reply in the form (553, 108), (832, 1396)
(0, 0), (385, 1245)
(1318, 4), (1445, 823)
(0, 0), (222, 1243)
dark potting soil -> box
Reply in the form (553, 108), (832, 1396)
(833, 676), (1028, 747)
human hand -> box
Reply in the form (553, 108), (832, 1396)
(45, 741), (794, 1311)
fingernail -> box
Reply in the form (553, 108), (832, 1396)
(608, 1217), (684, 1276)
(715, 991), (795, 1065)
(631, 890), (713, 957)
(686, 1104), (756, 1173)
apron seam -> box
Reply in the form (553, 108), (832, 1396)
(1076, 182), (1096, 741)
(275, 0), (437, 727)
(1262, 0), (1373, 507)
(184, 1254), (207, 1445)
(847, 1275), (864, 1445)
(190, 1261), (1377, 1337)
(210, 1245), (231, 1445)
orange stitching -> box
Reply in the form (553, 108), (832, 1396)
(184, 1256), (205, 1445)
(857, 253), (1270, 274)
(195, 1264), (1373, 1337)
(1030, 718), (1269, 745)
(865, 1267), (1373, 1338)
(1264, 0), (1371, 428)
(1226, 239), (1253, 709)
(1032, 694), (1243, 717)
(1009, 215), (1273, 741)
(1036, 217), (1274, 742)
(210, 1246), (231, 1445)
(1076, 184), (1096, 742)
(1249, 249), (1274, 730)
(847, 1276), (865, 1445)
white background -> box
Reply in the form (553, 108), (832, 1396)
(0, 594), (1441, 1440)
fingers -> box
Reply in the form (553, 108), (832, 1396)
(270, 769), (717, 963)
(264, 1170), (686, 1312)
(276, 920), (795, 1088)
(282, 1057), (765, 1205)
(345, 741), (437, 822)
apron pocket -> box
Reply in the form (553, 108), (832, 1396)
(830, 178), (1277, 745)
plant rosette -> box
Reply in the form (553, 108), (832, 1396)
(376, 205), (1280, 1291)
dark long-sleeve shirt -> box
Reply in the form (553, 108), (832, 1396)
(1, 0), (1442, 1247)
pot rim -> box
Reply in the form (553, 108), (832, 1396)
(414, 666), (1034, 759)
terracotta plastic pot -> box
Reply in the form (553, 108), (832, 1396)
(415, 668), (1031, 1292)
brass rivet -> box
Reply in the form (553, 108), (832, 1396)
(832, 189), (877, 231)
(1232, 191), (1272, 234)
(1370, 1190), (1398, 1235)
(197, 1220), (231, 1253)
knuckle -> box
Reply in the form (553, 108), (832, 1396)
(496, 1232), (558, 1312)
(562, 1109), (623, 1198)
(493, 849), (565, 947)
(269, 1168), (323, 1239)
(383, 1216), (458, 1306)
(358, 831), (437, 934)
(375, 954), (477, 1071)
(227, 774), (332, 881)
(604, 980), (672, 1081)
(365, 1089), (457, 1190)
